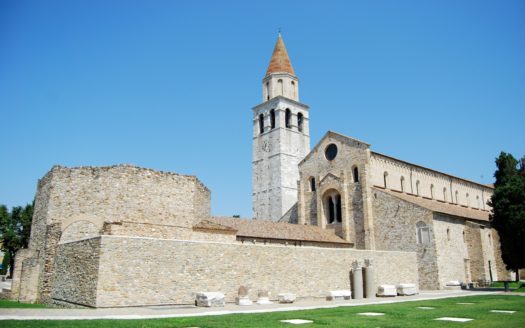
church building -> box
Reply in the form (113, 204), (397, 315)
(252, 34), (508, 289)
(7, 34), (511, 308)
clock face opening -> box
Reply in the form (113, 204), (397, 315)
(325, 143), (338, 161)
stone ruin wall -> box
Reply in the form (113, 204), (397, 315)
(370, 153), (493, 211)
(12, 164), (211, 304)
(53, 235), (418, 307)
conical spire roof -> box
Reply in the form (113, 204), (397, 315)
(265, 33), (295, 76)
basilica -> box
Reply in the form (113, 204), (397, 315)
(8, 35), (510, 307)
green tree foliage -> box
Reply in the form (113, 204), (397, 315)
(0, 203), (33, 276)
(489, 152), (525, 280)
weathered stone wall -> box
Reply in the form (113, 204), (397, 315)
(16, 164), (211, 304)
(433, 213), (470, 287)
(371, 189), (440, 289)
(465, 221), (485, 282)
(41, 165), (210, 231)
(52, 238), (100, 307)
(91, 236), (417, 307)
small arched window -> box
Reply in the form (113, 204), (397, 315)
(455, 190), (459, 204)
(270, 109), (276, 129)
(383, 172), (388, 188)
(400, 176), (405, 192)
(476, 195), (480, 209)
(416, 180), (420, 196)
(447, 227), (450, 241)
(466, 193), (470, 207)
(488, 233), (492, 245)
(463, 231), (466, 243)
(291, 80), (296, 98)
(353, 166), (359, 183)
(265, 81), (270, 100)
(430, 184), (434, 199)
(277, 79), (283, 96)
(416, 221), (430, 244)
(285, 109), (292, 128)
(297, 112), (304, 132)
(258, 114), (264, 134)
(309, 177), (316, 192)
(443, 187), (447, 202)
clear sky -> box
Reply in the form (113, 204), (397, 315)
(1, 0), (524, 218)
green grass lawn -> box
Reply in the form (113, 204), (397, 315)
(0, 300), (46, 309)
(1, 295), (524, 327)
(490, 281), (522, 288)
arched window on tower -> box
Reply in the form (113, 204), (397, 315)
(285, 109), (292, 128)
(383, 172), (388, 188)
(476, 195), (480, 209)
(353, 166), (359, 183)
(466, 193), (470, 207)
(447, 227), (451, 241)
(430, 184), (434, 199)
(291, 80), (296, 98)
(416, 180), (420, 196)
(455, 190), (459, 204)
(270, 109), (276, 129)
(297, 112), (304, 132)
(258, 114), (264, 134)
(400, 176), (405, 192)
(278, 79), (283, 96)
(416, 221), (430, 244)
(309, 177), (316, 192)
(443, 187), (447, 202)
(265, 81), (270, 100)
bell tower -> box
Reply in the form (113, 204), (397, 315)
(252, 34), (310, 221)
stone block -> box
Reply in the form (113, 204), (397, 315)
(278, 293), (296, 303)
(195, 292), (225, 307)
(236, 296), (253, 306)
(376, 285), (396, 297)
(396, 283), (417, 296)
(256, 289), (272, 304)
(326, 290), (351, 301)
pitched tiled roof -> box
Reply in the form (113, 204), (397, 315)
(375, 187), (490, 222)
(265, 33), (295, 76)
(208, 217), (351, 244)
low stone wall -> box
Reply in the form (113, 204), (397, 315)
(89, 236), (417, 307)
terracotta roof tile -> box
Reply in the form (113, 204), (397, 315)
(375, 187), (490, 222)
(265, 34), (295, 76)
(209, 217), (351, 244)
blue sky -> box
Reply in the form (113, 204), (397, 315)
(1, 0), (524, 217)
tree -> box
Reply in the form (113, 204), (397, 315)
(0, 203), (33, 277)
(489, 152), (525, 281)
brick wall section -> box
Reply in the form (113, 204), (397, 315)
(52, 238), (100, 307)
(371, 189), (440, 289)
(82, 236), (418, 307)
